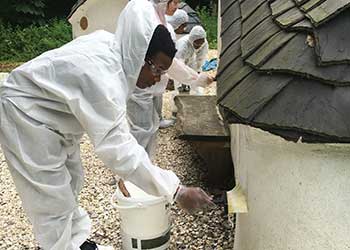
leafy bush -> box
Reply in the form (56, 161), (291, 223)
(0, 0), (76, 25)
(0, 0), (46, 25)
(197, 7), (218, 49)
(0, 19), (72, 62)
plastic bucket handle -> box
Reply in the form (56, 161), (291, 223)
(110, 190), (147, 209)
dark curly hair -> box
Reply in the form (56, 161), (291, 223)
(145, 25), (177, 60)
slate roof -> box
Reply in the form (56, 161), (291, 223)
(217, 0), (350, 143)
(67, 0), (87, 19)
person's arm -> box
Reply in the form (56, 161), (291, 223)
(168, 58), (198, 84)
(168, 58), (213, 88)
(57, 57), (213, 211)
(58, 60), (179, 202)
(78, 99), (180, 202)
(70, 86), (214, 210)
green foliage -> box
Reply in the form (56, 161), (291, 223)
(0, 19), (72, 62)
(0, 0), (76, 25)
(1, 0), (46, 25)
(197, 7), (218, 49)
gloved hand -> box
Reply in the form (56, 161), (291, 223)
(175, 185), (215, 213)
(194, 72), (214, 87)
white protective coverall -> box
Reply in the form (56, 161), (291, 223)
(166, 9), (189, 30)
(127, 58), (202, 158)
(166, 9), (189, 40)
(0, 0), (179, 249)
(127, 23), (208, 158)
(176, 25), (209, 95)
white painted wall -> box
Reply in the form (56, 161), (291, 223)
(68, 0), (128, 38)
(230, 124), (350, 250)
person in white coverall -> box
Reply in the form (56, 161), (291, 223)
(0, 0), (214, 249)
(176, 25), (209, 95)
(128, 0), (213, 158)
(166, 9), (189, 39)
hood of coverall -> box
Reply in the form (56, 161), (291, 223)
(150, 0), (169, 24)
(188, 25), (207, 51)
(166, 9), (189, 30)
(112, 0), (160, 96)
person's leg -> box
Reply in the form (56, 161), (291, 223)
(153, 95), (163, 119)
(170, 80), (180, 117)
(65, 143), (93, 249)
(145, 131), (158, 161)
(154, 95), (175, 129)
(0, 100), (90, 250)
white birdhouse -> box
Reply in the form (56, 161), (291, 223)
(68, 0), (129, 38)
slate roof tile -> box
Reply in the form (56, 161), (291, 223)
(270, 0), (295, 17)
(306, 0), (350, 26)
(221, 0), (241, 35)
(314, 8), (350, 65)
(217, 0), (350, 142)
(300, 0), (326, 12)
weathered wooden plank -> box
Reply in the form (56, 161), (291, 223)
(260, 34), (350, 85)
(241, 0), (266, 21)
(270, 0), (295, 17)
(241, 17), (280, 59)
(274, 6), (305, 28)
(300, 0), (326, 12)
(218, 39), (241, 77)
(254, 78), (350, 140)
(220, 72), (293, 120)
(314, 9), (350, 64)
(306, 0), (350, 27)
(242, 2), (271, 37)
(221, 0), (241, 35)
(221, 19), (241, 55)
(245, 31), (296, 67)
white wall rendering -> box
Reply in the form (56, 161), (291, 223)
(230, 124), (350, 250)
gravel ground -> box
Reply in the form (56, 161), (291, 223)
(0, 50), (234, 249)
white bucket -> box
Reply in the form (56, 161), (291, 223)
(111, 181), (171, 250)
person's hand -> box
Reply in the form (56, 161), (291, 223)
(118, 179), (130, 197)
(195, 72), (214, 87)
(175, 185), (215, 213)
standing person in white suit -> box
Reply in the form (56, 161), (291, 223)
(0, 0), (214, 249)
(176, 25), (209, 95)
(127, 0), (213, 159)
